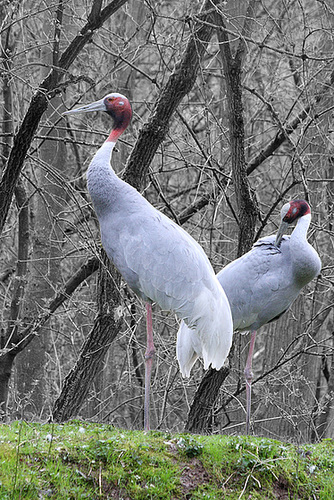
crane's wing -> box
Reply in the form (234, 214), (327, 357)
(218, 235), (298, 331)
(99, 193), (233, 372)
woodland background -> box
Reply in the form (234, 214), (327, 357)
(0, 0), (333, 444)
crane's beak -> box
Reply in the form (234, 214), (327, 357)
(275, 220), (289, 247)
(63, 98), (106, 115)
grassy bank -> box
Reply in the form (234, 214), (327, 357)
(0, 420), (333, 499)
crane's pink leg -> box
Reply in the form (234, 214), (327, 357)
(244, 330), (257, 434)
(144, 302), (155, 431)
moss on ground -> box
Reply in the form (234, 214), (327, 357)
(0, 420), (333, 499)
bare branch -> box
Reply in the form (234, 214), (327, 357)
(1, 256), (99, 356)
(247, 70), (334, 174)
(0, 0), (128, 236)
(123, 0), (220, 190)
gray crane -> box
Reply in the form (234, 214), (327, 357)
(177, 199), (321, 433)
(64, 93), (233, 431)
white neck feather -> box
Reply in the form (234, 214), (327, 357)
(291, 213), (311, 243)
(86, 141), (118, 217)
(89, 141), (116, 169)
(289, 212), (321, 285)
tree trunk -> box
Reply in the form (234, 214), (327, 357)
(185, 367), (230, 433)
(185, 0), (258, 434)
(0, 26), (30, 417)
(0, 353), (15, 418)
(0, 0), (128, 416)
(14, 3), (66, 417)
(52, 251), (122, 422)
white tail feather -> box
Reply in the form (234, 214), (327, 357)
(176, 320), (199, 377)
(177, 283), (233, 377)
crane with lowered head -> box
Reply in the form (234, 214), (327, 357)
(177, 199), (321, 433)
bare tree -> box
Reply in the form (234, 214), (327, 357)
(0, 0), (332, 440)
(185, 0), (259, 434)
(186, 0), (333, 439)
(0, 0), (129, 416)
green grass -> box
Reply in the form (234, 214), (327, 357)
(0, 420), (333, 499)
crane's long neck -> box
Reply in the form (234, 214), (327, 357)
(86, 115), (129, 217)
(290, 213), (319, 285)
(89, 119), (127, 173)
(290, 213), (311, 244)
(86, 140), (118, 217)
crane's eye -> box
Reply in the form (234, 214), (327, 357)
(106, 97), (114, 103)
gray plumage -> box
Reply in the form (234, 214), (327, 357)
(177, 199), (321, 377)
(64, 93), (233, 429)
(86, 121), (233, 372)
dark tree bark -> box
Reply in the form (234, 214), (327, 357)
(185, 367), (230, 433)
(185, 0), (258, 434)
(52, 251), (122, 422)
(0, 181), (29, 417)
